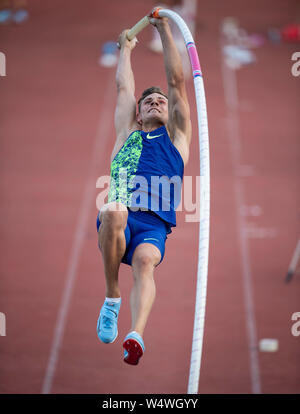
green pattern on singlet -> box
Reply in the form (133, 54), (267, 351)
(108, 131), (143, 205)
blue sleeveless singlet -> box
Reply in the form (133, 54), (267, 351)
(108, 125), (184, 228)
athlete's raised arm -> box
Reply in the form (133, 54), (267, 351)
(112, 31), (139, 161)
(149, 15), (192, 165)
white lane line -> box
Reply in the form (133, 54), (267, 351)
(286, 238), (300, 282)
(221, 49), (262, 394)
(41, 71), (115, 394)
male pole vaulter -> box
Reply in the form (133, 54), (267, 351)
(96, 10), (192, 365)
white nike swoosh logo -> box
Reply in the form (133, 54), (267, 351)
(146, 133), (164, 139)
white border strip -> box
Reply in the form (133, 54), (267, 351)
(41, 72), (115, 394)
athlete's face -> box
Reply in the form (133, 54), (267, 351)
(138, 93), (168, 126)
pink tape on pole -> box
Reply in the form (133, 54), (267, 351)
(187, 42), (202, 77)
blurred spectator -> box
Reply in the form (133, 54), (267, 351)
(0, 0), (29, 24)
(281, 1), (300, 42)
(268, 2), (300, 43)
(281, 23), (300, 42)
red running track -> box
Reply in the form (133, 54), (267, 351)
(0, 0), (299, 394)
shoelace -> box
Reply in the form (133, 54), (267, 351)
(102, 315), (113, 329)
(101, 307), (117, 329)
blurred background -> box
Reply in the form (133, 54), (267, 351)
(0, 0), (299, 394)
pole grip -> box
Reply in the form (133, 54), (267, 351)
(126, 16), (150, 40)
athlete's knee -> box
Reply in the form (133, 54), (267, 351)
(132, 249), (160, 274)
(100, 202), (128, 231)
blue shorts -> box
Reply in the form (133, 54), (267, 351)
(96, 209), (172, 266)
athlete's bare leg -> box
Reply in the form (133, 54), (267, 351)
(98, 202), (128, 298)
(130, 243), (161, 336)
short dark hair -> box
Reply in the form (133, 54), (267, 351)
(138, 86), (168, 112)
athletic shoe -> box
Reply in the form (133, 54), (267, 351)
(97, 299), (121, 344)
(123, 331), (145, 365)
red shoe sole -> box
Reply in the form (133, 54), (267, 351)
(123, 338), (144, 365)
